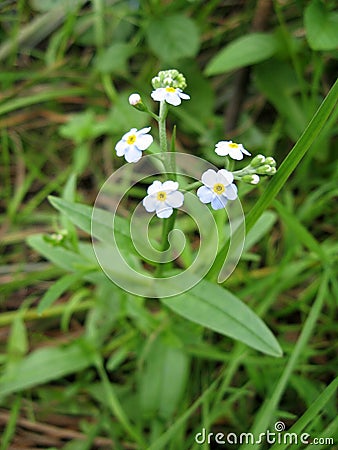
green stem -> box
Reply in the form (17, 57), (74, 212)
(0, 300), (94, 327)
(159, 100), (168, 153)
(155, 210), (177, 277)
(101, 73), (117, 103)
(184, 181), (202, 191)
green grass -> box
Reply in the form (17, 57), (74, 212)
(0, 1), (337, 449)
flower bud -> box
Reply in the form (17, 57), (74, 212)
(256, 164), (272, 174)
(266, 166), (276, 175)
(242, 174), (260, 185)
(44, 230), (68, 246)
(129, 93), (141, 105)
(151, 69), (187, 90)
(128, 93), (147, 112)
(265, 157), (276, 167)
(250, 154), (266, 167)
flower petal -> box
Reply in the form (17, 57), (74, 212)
(115, 140), (127, 156)
(241, 146), (251, 156)
(124, 146), (142, 163)
(179, 92), (190, 100)
(166, 190), (184, 208)
(218, 169), (234, 185)
(197, 186), (214, 203)
(156, 206), (173, 218)
(225, 183), (238, 200)
(143, 194), (157, 212)
(136, 126), (151, 136)
(162, 180), (179, 191)
(136, 134), (153, 150)
(228, 146), (243, 160)
(215, 148), (228, 156)
(211, 195), (227, 210)
(201, 169), (217, 187)
(151, 88), (166, 102)
(166, 93), (181, 106)
(147, 180), (163, 195)
(122, 128), (136, 140)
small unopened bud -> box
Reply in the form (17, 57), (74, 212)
(242, 174), (260, 185)
(256, 164), (272, 174)
(129, 93), (141, 106)
(265, 157), (276, 167)
(128, 93), (147, 112)
(266, 166), (276, 175)
(44, 230), (68, 246)
(251, 154), (266, 167)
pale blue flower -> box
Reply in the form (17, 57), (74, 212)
(197, 169), (238, 210)
(143, 180), (184, 218)
(115, 127), (153, 163)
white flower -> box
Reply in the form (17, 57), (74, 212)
(197, 169), (238, 210)
(151, 87), (190, 106)
(143, 180), (184, 218)
(128, 93), (141, 105)
(115, 127), (153, 163)
(215, 140), (251, 160)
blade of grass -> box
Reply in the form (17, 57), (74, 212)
(239, 270), (329, 450)
(94, 356), (148, 449)
(0, 87), (87, 116)
(0, 395), (21, 450)
(269, 377), (338, 450)
(208, 78), (338, 281)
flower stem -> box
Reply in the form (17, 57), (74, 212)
(159, 101), (168, 153)
(184, 181), (202, 191)
(155, 210), (178, 277)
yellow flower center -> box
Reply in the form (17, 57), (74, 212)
(213, 183), (225, 195)
(229, 142), (239, 149)
(165, 87), (176, 93)
(157, 191), (167, 202)
(127, 134), (136, 145)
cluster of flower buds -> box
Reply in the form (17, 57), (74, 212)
(44, 230), (68, 246)
(237, 155), (277, 185)
(151, 69), (187, 90)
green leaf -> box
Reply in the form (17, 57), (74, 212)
(162, 278), (282, 357)
(0, 341), (94, 397)
(95, 43), (134, 74)
(139, 336), (189, 420)
(254, 60), (307, 140)
(38, 272), (87, 314)
(146, 15), (200, 63)
(59, 110), (105, 144)
(244, 211), (277, 251)
(48, 196), (134, 250)
(205, 33), (277, 76)
(304, 0), (338, 51)
(27, 234), (96, 272)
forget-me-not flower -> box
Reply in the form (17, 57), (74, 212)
(215, 140), (251, 160)
(197, 169), (238, 210)
(143, 180), (184, 218)
(115, 127), (153, 163)
(151, 87), (190, 106)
